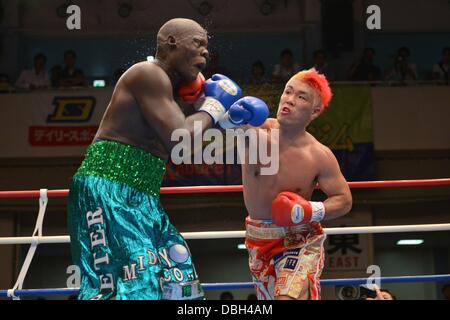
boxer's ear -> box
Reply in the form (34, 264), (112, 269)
(311, 104), (322, 121)
(167, 35), (177, 48)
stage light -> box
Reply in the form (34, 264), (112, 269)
(118, 3), (132, 18)
(260, 0), (274, 15)
(198, 1), (213, 16)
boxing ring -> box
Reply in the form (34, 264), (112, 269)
(1, 178), (450, 299)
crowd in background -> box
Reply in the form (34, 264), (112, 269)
(0, 45), (449, 93)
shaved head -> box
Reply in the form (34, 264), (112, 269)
(157, 18), (206, 52)
(154, 18), (209, 81)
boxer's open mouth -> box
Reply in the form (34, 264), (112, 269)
(195, 63), (205, 71)
(281, 107), (291, 114)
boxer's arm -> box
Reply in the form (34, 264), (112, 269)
(128, 65), (213, 152)
(317, 146), (352, 220)
(238, 118), (277, 131)
(237, 119), (276, 159)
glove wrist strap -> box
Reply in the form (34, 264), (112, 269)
(199, 97), (226, 124)
(218, 112), (244, 129)
(310, 201), (325, 222)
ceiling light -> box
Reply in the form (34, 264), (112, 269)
(397, 239), (424, 246)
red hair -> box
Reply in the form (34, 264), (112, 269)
(289, 69), (332, 113)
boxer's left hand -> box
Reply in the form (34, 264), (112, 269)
(272, 191), (325, 226)
(218, 96), (269, 129)
(197, 74), (242, 123)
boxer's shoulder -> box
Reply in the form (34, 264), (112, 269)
(124, 62), (171, 93)
(128, 62), (169, 81)
(310, 139), (337, 169)
(306, 133), (331, 156)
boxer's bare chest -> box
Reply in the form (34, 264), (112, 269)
(245, 141), (319, 199)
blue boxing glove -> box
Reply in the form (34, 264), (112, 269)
(218, 96), (269, 129)
(197, 74), (242, 124)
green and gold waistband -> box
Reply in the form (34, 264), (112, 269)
(74, 140), (166, 197)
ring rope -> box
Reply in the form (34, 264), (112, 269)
(1, 223), (450, 245)
(0, 178), (449, 198)
(1, 274), (450, 298)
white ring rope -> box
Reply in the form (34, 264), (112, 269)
(1, 223), (450, 245)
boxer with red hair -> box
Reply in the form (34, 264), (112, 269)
(242, 68), (352, 300)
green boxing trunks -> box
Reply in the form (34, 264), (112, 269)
(67, 140), (203, 300)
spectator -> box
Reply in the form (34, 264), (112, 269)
(50, 65), (63, 88)
(59, 50), (86, 87)
(272, 48), (301, 83)
(15, 53), (50, 90)
(365, 285), (396, 300)
(432, 47), (450, 84)
(203, 52), (228, 79)
(312, 49), (336, 81)
(0, 73), (14, 93)
(219, 291), (234, 300)
(247, 60), (268, 85)
(442, 283), (450, 300)
(385, 46), (418, 83)
(348, 47), (381, 81)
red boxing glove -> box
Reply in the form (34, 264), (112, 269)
(271, 191), (325, 226)
(177, 72), (205, 103)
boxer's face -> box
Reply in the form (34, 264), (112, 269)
(277, 79), (321, 127)
(175, 30), (209, 81)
